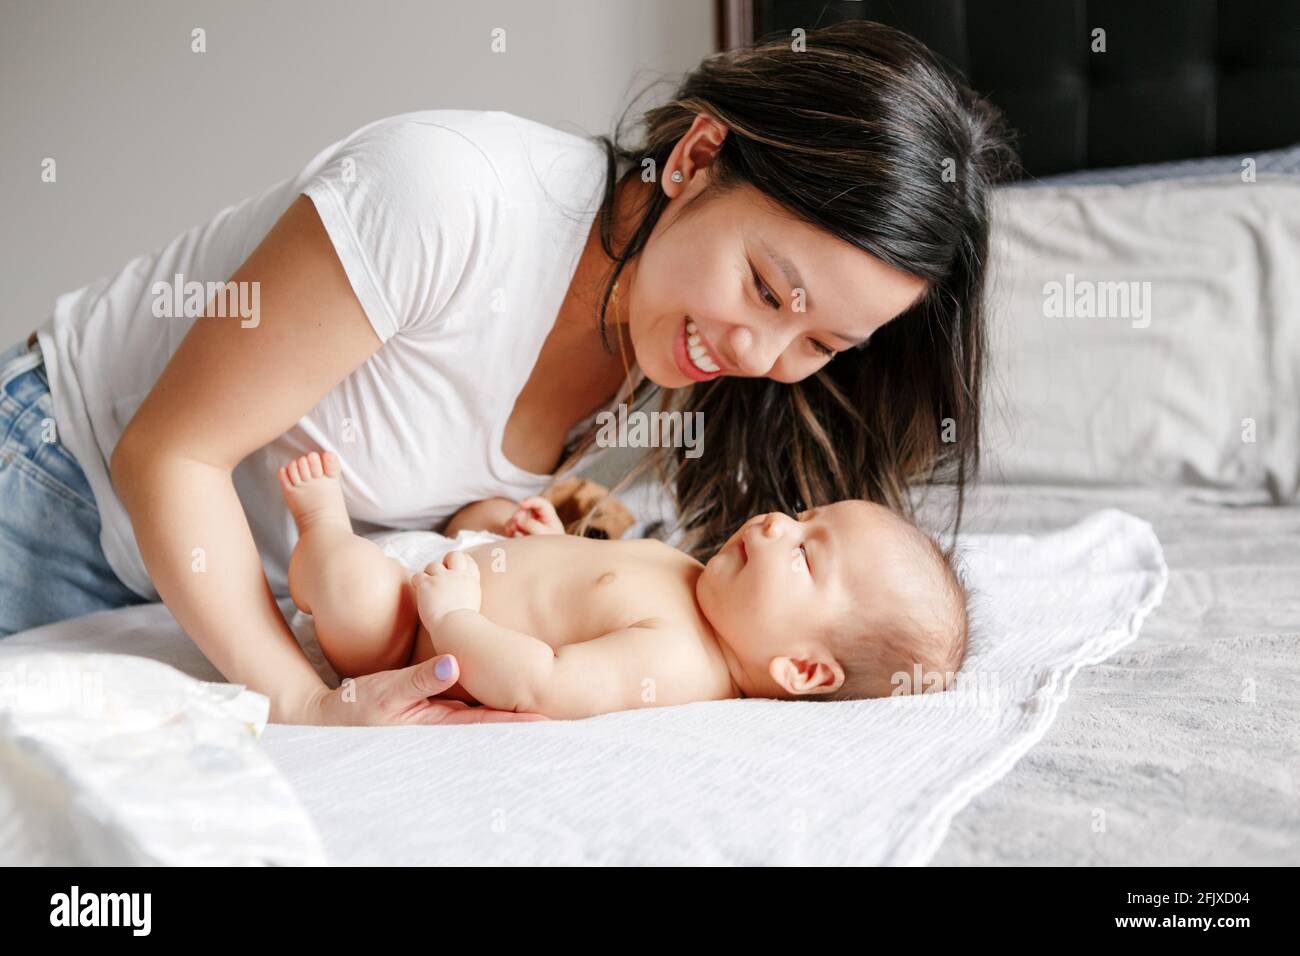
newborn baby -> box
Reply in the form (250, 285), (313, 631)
(280, 451), (969, 719)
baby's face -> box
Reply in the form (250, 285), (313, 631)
(696, 500), (913, 695)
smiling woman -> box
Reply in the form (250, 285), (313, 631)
(563, 19), (1019, 559)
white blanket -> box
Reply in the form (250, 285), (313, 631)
(0, 653), (326, 865)
(0, 508), (1165, 865)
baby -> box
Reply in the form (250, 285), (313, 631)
(280, 451), (969, 720)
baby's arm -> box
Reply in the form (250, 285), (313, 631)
(521, 625), (708, 719)
(445, 496), (565, 538)
(408, 551), (553, 709)
(444, 498), (518, 537)
(435, 616), (696, 720)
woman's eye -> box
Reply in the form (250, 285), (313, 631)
(751, 267), (781, 310)
(809, 339), (837, 358)
(791, 545), (811, 574)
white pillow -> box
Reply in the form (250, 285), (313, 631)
(981, 175), (1300, 500)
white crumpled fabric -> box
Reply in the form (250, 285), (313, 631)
(0, 652), (325, 865)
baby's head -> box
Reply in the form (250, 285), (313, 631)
(696, 500), (968, 701)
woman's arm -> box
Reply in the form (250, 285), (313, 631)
(111, 196), (387, 722)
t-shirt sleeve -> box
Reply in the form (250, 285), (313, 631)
(301, 117), (500, 342)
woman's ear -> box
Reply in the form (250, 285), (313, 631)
(667, 113), (729, 195)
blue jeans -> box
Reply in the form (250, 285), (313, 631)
(0, 337), (147, 636)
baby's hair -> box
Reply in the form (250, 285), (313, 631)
(809, 516), (971, 702)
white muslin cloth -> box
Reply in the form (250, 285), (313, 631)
(0, 652), (326, 865)
(261, 507), (1168, 866)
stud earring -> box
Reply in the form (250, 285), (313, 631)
(670, 170), (683, 183)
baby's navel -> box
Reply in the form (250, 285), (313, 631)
(595, 571), (617, 587)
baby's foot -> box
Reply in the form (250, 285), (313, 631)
(278, 451), (349, 532)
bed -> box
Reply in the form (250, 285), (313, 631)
(2, 483), (1294, 865)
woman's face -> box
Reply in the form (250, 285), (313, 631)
(618, 116), (929, 388)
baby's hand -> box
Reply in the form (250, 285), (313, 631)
(411, 551), (481, 629)
(503, 496), (565, 537)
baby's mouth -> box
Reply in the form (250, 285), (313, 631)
(737, 539), (748, 564)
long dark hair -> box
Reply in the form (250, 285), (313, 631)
(561, 19), (1019, 559)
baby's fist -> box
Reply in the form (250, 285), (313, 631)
(411, 550), (482, 629)
(504, 496), (565, 537)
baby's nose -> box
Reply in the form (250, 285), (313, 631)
(762, 512), (789, 536)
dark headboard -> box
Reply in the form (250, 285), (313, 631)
(718, 0), (1300, 178)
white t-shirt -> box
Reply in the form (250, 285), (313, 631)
(36, 110), (619, 600)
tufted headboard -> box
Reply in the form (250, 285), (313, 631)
(718, 0), (1300, 178)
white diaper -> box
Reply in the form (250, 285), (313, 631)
(363, 527), (504, 573)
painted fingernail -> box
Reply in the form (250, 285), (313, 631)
(435, 656), (455, 680)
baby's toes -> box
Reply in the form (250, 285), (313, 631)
(306, 451), (323, 479)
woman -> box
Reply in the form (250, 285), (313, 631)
(0, 21), (1016, 724)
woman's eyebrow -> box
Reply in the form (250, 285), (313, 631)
(759, 236), (806, 295)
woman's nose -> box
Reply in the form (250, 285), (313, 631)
(728, 325), (783, 377)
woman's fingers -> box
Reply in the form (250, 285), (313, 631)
(312, 654), (550, 726)
(432, 707), (550, 724)
(406, 653), (459, 698)
(399, 655), (549, 723)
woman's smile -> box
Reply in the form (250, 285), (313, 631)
(672, 316), (725, 382)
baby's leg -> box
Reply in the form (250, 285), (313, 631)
(280, 452), (417, 678)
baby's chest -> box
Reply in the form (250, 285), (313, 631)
(481, 553), (697, 647)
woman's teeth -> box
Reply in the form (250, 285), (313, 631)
(685, 319), (720, 374)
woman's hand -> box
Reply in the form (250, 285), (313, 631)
(303, 654), (548, 726)
(503, 496), (566, 537)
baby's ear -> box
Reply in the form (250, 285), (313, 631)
(768, 654), (844, 697)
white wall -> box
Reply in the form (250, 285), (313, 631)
(0, 0), (715, 344)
